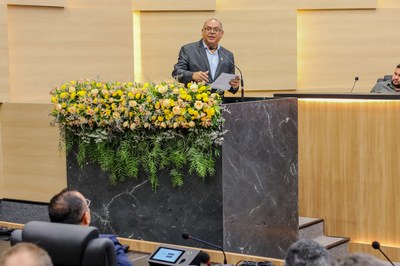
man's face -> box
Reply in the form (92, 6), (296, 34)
(201, 20), (224, 48)
(392, 68), (400, 88)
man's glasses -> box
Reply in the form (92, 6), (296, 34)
(85, 198), (91, 208)
(203, 27), (222, 33)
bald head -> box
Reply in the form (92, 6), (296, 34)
(0, 243), (53, 266)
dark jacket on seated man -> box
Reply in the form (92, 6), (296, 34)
(49, 188), (133, 266)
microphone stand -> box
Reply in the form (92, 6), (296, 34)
(183, 233), (227, 264)
(217, 48), (244, 102)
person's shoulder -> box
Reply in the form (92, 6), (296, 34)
(181, 40), (202, 49)
(220, 46), (234, 56)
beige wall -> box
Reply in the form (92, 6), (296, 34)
(1, 0), (400, 259)
(0, 0), (134, 202)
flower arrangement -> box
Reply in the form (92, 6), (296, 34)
(50, 78), (225, 189)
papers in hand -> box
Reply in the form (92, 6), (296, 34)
(211, 73), (238, 92)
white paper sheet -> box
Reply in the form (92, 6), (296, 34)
(211, 73), (238, 92)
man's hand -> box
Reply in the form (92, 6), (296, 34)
(192, 71), (209, 83)
(229, 76), (240, 89)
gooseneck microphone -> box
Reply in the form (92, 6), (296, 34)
(372, 241), (395, 266)
(182, 232), (227, 264)
(210, 46), (244, 102)
(350, 76), (359, 93)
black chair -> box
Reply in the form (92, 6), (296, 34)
(376, 75), (392, 83)
(10, 221), (116, 266)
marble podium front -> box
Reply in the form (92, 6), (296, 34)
(67, 98), (298, 259)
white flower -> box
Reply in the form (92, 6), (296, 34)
(190, 84), (198, 92)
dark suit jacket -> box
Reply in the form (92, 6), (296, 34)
(172, 39), (238, 93)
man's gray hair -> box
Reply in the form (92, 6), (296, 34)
(284, 239), (330, 266)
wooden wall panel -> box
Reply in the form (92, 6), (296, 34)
(0, 104), (3, 199)
(132, 0), (215, 11)
(297, 0), (376, 9)
(0, 4), (10, 102)
(2, 0), (67, 7)
(298, 99), (400, 257)
(7, 1), (133, 103)
(298, 9), (400, 93)
(139, 10), (297, 93)
(1, 103), (66, 202)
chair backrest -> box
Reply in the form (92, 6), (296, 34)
(377, 75), (392, 83)
(10, 221), (116, 266)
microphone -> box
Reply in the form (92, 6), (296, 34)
(350, 76), (359, 93)
(212, 47), (245, 102)
(182, 233), (227, 264)
(372, 241), (394, 266)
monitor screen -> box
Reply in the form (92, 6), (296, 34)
(150, 247), (185, 264)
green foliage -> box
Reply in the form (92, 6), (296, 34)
(51, 79), (226, 189)
(64, 127), (222, 190)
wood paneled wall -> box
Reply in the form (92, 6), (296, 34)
(298, 99), (400, 259)
(1, 0), (400, 260)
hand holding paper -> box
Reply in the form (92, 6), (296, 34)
(211, 73), (240, 92)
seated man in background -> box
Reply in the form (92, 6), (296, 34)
(284, 239), (330, 266)
(0, 242), (53, 266)
(48, 188), (132, 266)
(370, 64), (400, 93)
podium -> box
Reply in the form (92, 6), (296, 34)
(67, 98), (298, 259)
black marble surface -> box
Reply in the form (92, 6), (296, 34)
(66, 98), (298, 259)
(222, 98), (298, 258)
(67, 155), (224, 247)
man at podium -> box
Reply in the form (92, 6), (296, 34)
(172, 18), (240, 94)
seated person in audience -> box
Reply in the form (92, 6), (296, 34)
(370, 64), (400, 93)
(332, 253), (386, 266)
(48, 188), (132, 266)
(0, 242), (53, 266)
(284, 239), (330, 266)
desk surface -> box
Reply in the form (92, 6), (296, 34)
(274, 92), (400, 99)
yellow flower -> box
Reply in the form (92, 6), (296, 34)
(158, 116), (164, 122)
(77, 91), (86, 97)
(60, 92), (69, 99)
